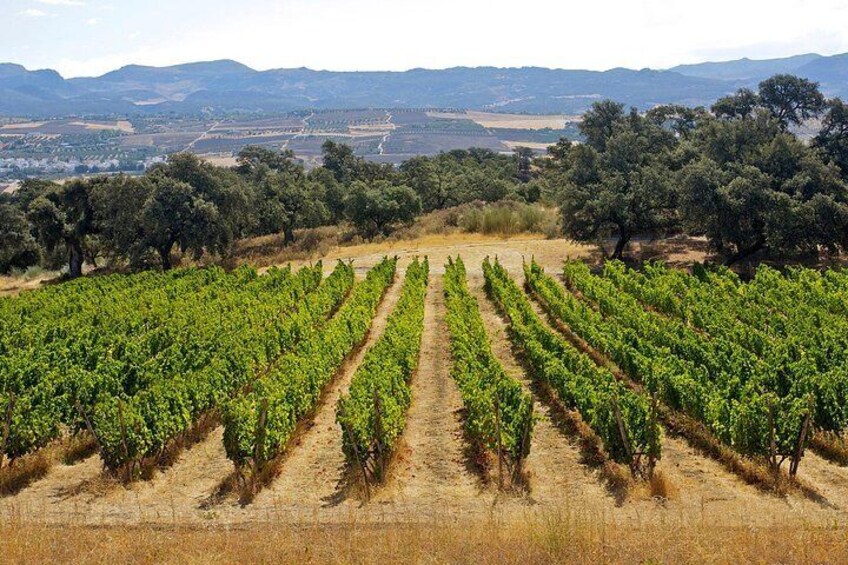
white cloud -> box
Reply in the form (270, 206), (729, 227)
(19, 8), (52, 17)
(86, 17), (99, 25)
(10, 0), (848, 77)
(34, 0), (86, 5)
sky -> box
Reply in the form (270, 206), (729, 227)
(3, 0), (848, 78)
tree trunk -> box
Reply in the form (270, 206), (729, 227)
(283, 225), (295, 246)
(159, 245), (173, 271)
(724, 240), (766, 266)
(67, 240), (84, 279)
(611, 233), (630, 260)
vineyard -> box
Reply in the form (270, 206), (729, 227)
(2, 255), (848, 527)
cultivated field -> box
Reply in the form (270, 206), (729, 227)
(0, 109), (580, 182)
(427, 110), (578, 130)
(2, 236), (848, 563)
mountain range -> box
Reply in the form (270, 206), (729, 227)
(1, 52), (848, 118)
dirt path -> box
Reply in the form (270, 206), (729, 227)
(376, 275), (491, 520)
(247, 270), (406, 519)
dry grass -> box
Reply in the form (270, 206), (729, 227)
(810, 431), (848, 466)
(233, 226), (342, 268)
(427, 110), (577, 130)
(69, 120), (135, 133)
(0, 269), (58, 297)
(197, 153), (238, 167)
(0, 434), (96, 496)
(1, 513), (846, 564)
(648, 468), (677, 500)
(231, 202), (560, 269)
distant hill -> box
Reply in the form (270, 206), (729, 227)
(670, 53), (824, 81)
(2, 53), (848, 118)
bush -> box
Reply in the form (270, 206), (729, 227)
(459, 201), (558, 237)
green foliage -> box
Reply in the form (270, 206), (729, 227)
(678, 114), (848, 264)
(712, 88), (759, 120)
(0, 204), (39, 274)
(558, 110), (678, 258)
(485, 258), (660, 471)
(458, 201), (557, 237)
(86, 262), (350, 472)
(222, 257), (396, 473)
(814, 98), (848, 177)
(758, 74), (826, 130)
(0, 264), (320, 461)
(444, 257), (534, 477)
(336, 258), (429, 481)
(344, 180), (421, 237)
(562, 259), (837, 472)
(579, 100), (626, 152)
(25, 178), (98, 278)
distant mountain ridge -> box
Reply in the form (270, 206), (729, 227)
(669, 53), (824, 81)
(2, 52), (848, 118)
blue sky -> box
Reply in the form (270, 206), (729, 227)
(3, 0), (848, 77)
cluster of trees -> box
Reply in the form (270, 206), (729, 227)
(547, 74), (848, 264)
(0, 141), (531, 276)
(5, 72), (847, 277)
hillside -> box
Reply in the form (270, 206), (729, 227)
(3, 52), (848, 118)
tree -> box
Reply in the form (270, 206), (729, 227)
(546, 137), (573, 165)
(91, 175), (154, 267)
(514, 146), (534, 182)
(153, 153), (251, 245)
(255, 173), (328, 244)
(460, 170), (511, 203)
(0, 204), (39, 274)
(814, 98), (848, 176)
(678, 116), (848, 264)
(579, 100), (626, 151)
(646, 104), (707, 137)
(344, 180), (421, 237)
(712, 88), (759, 120)
(235, 146), (301, 178)
(758, 75), (825, 130)
(26, 179), (97, 278)
(322, 140), (361, 185)
(309, 166), (346, 224)
(559, 115), (678, 258)
(140, 175), (221, 270)
(400, 155), (461, 212)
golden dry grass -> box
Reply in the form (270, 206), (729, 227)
(427, 111), (578, 130)
(0, 121), (47, 130)
(197, 153), (238, 167)
(0, 272), (57, 297)
(0, 435), (96, 496)
(502, 141), (554, 151)
(1, 513), (846, 564)
(69, 120), (135, 133)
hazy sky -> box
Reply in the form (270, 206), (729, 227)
(3, 0), (848, 77)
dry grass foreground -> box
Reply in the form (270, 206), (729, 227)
(1, 514), (846, 564)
